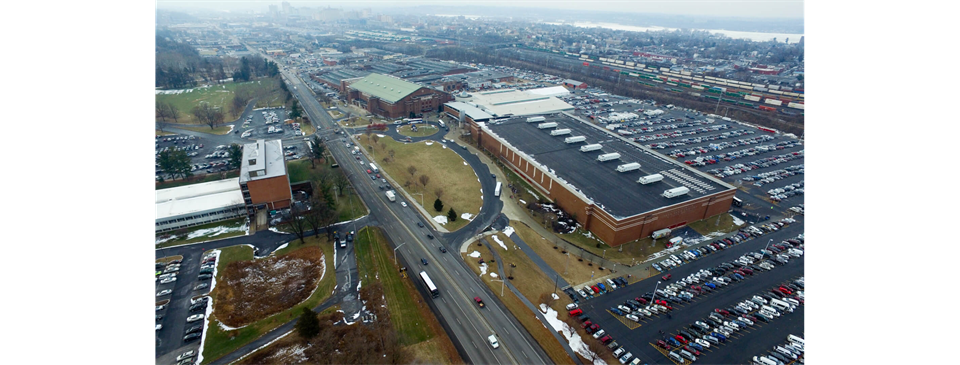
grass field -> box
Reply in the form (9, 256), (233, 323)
(358, 135), (480, 232)
(687, 212), (740, 235)
(397, 123), (440, 138)
(156, 130), (176, 136)
(299, 120), (316, 136)
(337, 116), (378, 127)
(509, 221), (597, 285)
(155, 170), (240, 189)
(461, 235), (576, 365)
(201, 236), (336, 364)
(156, 78), (284, 124)
(177, 125), (234, 135)
(285, 159), (367, 222)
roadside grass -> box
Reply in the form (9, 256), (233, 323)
(357, 134), (480, 232)
(688, 213), (739, 235)
(327, 110), (344, 119)
(502, 166), (545, 204)
(397, 123), (439, 138)
(155, 217), (248, 249)
(355, 227), (431, 345)
(509, 221), (596, 285)
(155, 255), (184, 265)
(562, 228), (649, 266)
(299, 120), (316, 136)
(156, 130), (176, 136)
(461, 238), (576, 365)
(201, 236), (336, 364)
(155, 170), (240, 189)
(337, 116), (377, 127)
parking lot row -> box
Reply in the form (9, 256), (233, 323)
(156, 252), (219, 365)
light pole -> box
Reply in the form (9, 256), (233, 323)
(554, 273), (560, 294)
(563, 252), (570, 275)
(650, 280), (662, 307)
(602, 249), (606, 259)
(764, 238), (773, 253)
(394, 242), (406, 265)
(492, 278), (505, 297)
(413, 192), (423, 209)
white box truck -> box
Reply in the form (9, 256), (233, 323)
(550, 128), (571, 136)
(651, 228), (671, 239)
(537, 122), (558, 129)
(597, 153), (621, 162)
(616, 162), (641, 172)
(526, 116), (546, 123)
(580, 144), (602, 152)
(385, 190), (396, 202)
(564, 136), (586, 144)
(638, 174), (664, 184)
(662, 186), (690, 198)
(370, 163), (379, 173)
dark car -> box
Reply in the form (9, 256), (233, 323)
(657, 340), (671, 350)
(189, 303), (206, 312)
(417, 222), (424, 228)
(421, 258), (428, 265)
(198, 274), (212, 280)
(714, 308), (730, 316)
(156, 314), (163, 322)
(426, 234), (434, 239)
(183, 332), (202, 342)
(439, 246), (447, 253)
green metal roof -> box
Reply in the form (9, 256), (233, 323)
(349, 73), (422, 104)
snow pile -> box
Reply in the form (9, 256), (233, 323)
(185, 223), (248, 240)
(463, 161), (468, 166)
(376, 134), (386, 138)
(540, 305), (604, 365)
(552, 293), (560, 300)
(581, 230), (594, 239)
(155, 235), (178, 245)
(425, 141), (434, 146)
(272, 243), (289, 255)
(461, 212), (474, 221)
(491, 235), (508, 250)
(225, 125), (235, 134)
(269, 227), (291, 234)
(490, 272), (498, 278)
(519, 199), (527, 205)
(502, 226), (515, 237)
(433, 215), (448, 225)
(730, 214), (746, 226)
(468, 251), (481, 258)
(479, 262), (488, 276)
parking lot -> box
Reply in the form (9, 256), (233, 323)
(156, 252), (218, 363)
(569, 223), (804, 364)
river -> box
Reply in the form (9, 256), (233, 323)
(544, 21), (803, 44)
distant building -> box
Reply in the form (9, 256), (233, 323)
(562, 79), (587, 89)
(346, 73), (453, 118)
(155, 178), (245, 233)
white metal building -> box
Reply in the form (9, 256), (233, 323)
(155, 178), (246, 232)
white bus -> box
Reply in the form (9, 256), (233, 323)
(494, 182), (502, 197)
(419, 271), (439, 298)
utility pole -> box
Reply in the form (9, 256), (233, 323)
(394, 242), (406, 265)
(492, 278), (505, 297)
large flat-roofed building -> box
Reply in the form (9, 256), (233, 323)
(155, 178), (245, 232)
(456, 89), (574, 117)
(443, 101), (494, 127)
(346, 73), (453, 118)
(468, 112), (736, 246)
(240, 139), (293, 217)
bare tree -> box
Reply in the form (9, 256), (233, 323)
(282, 202), (310, 243)
(407, 165), (417, 178)
(305, 192), (335, 236)
(388, 149), (396, 159)
(418, 174), (430, 190)
(433, 187), (444, 200)
(156, 100), (170, 122)
(333, 173), (350, 197)
(314, 170), (333, 190)
(371, 134), (380, 146)
(166, 103), (180, 123)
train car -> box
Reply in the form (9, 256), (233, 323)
(787, 102), (805, 110)
(764, 99), (784, 106)
(745, 95), (762, 102)
(692, 85), (705, 90)
(722, 98), (737, 103)
(758, 105), (776, 112)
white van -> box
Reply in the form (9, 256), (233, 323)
(787, 335), (807, 346)
(488, 334), (500, 349)
(770, 299), (791, 311)
(753, 355), (777, 365)
(784, 298), (800, 307)
(669, 237), (683, 246)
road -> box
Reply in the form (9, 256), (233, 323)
(280, 66), (551, 364)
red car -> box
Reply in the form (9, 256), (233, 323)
(474, 297), (485, 308)
(657, 340), (671, 350)
(366, 169), (372, 174)
(635, 297), (648, 305)
(581, 320), (592, 329)
(675, 335), (688, 344)
(714, 309), (730, 316)
(683, 345), (701, 356)
(587, 324), (600, 334)
(662, 274), (672, 281)
(779, 286), (793, 295)
(569, 308), (583, 316)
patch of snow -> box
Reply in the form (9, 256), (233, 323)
(228, 329), (294, 365)
(581, 230), (594, 239)
(468, 251), (481, 258)
(526, 188), (539, 198)
(463, 161), (468, 166)
(357, 280), (362, 291)
(425, 141), (434, 146)
(319, 254), (326, 283)
(186, 224), (247, 240)
(269, 227), (290, 234)
(479, 262), (488, 276)
(540, 305), (604, 365)
(442, 145), (447, 149)
(225, 124), (235, 134)
(376, 134), (386, 138)
(433, 215), (448, 225)
(519, 199), (527, 205)
(155, 235), (178, 244)
(273, 243), (289, 254)
(730, 214), (745, 226)
(502, 226), (515, 237)
(552, 293), (560, 300)
(491, 235), (508, 251)
(461, 212), (474, 220)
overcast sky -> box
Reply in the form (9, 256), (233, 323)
(157, 1), (804, 19)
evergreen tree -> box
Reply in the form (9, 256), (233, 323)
(294, 307), (320, 339)
(434, 198), (443, 212)
(447, 207), (457, 222)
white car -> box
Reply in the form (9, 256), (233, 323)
(186, 314), (205, 322)
(400, 202), (407, 207)
(625, 314), (640, 322)
(156, 324), (162, 331)
(592, 329), (605, 339)
(738, 316), (754, 326)
(156, 289), (172, 297)
(160, 277), (177, 284)
(177, 351), (196, 361)
(694, 338), (711, 348)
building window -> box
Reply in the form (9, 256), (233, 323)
(248, 159), (257, 165)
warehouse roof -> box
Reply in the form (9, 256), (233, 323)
(349, 73), (422, 104)
(155, 178), (244, 221)
(481, 113), (731, 218)
(460, 89), (574, 117)
(525, 86), (570, 97)
(445, 101), (494, 121)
